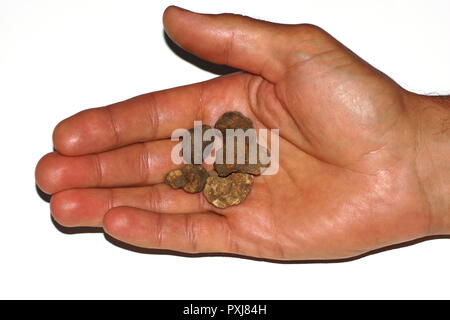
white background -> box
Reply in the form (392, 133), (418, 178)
(0, 0), (449, 299)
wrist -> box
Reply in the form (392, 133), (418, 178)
(411, 93), (450, 234)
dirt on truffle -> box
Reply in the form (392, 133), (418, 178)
(165, 165), (209, 193)
(203, 173), (254, 209)
(214, 142), (270, 177)
(213, 111), (269, 176)
(214, 111), (254, 136)
(163, 111), (269, 209)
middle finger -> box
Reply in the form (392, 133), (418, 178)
(36, 139), (180, 194)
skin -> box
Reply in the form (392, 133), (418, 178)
(35, 6), (450, 260)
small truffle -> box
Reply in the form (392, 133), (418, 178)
(214, 111), (254, 136)
(165, 165), (208, 193)
(203, 173), (253, 209)
(164, 168), (186, 189)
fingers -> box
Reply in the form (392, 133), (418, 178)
(53, 73), (253, 157)
(36, 140), (178, 194)
(51, 184), (213, 227)
(103, 207), (232, 254)
(163, 6), (284, 82)
(53, 81), (205, 156)
(163, 6), (336, 82)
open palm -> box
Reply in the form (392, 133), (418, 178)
(36, 6), (433, 260)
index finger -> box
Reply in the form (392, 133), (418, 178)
(53, 74), (249, 156)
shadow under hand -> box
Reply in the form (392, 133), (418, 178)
(104, 231), (450, 264)
(164, 32), (239, 75)
(51, 216), (103, 234)
(36, 184), (51, 203)
(48, 210), (450, 263)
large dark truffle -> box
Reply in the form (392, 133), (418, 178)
(214, 111), (262, 176)
(214, 142), (270, 177)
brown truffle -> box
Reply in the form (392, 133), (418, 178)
(165, 165), (208, 193)
(214, 143), (270, 177)
(164, 112), (266, 208)
(183, 124), (214, 164)
(208, 169), (219, 177)
(164, 168), (186, 189)
(203, 173), (253, 209)
(214, 111), (254, 136)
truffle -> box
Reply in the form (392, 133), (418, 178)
(163, 111), (268, 208)
(214, 111), (254, 136)
(203, 173), (253, 209)
(214, 142), (270, 177)
(165, 165), (209, 193)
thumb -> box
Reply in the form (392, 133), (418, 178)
(163, 6), (342, 83)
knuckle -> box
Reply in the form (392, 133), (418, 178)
(104, 106), (121, 146)
(93, 153), (104, 187)
(142, 94), (160, 140)
(185, 215), (199, 252)
(139, 143), (151, 184)
(154, 213), (163, 248)
(295, 23), (326, 37)
(146, 186), (163, 212)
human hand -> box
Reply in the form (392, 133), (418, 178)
(35, 6), (450, 260)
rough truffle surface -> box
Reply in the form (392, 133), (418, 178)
(165, 165), (208, 193)
(214, 143), (270, 177)
(163, 112), (267, 208)
(214, 111), (254, 135)
(203, 173), (253, 208)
